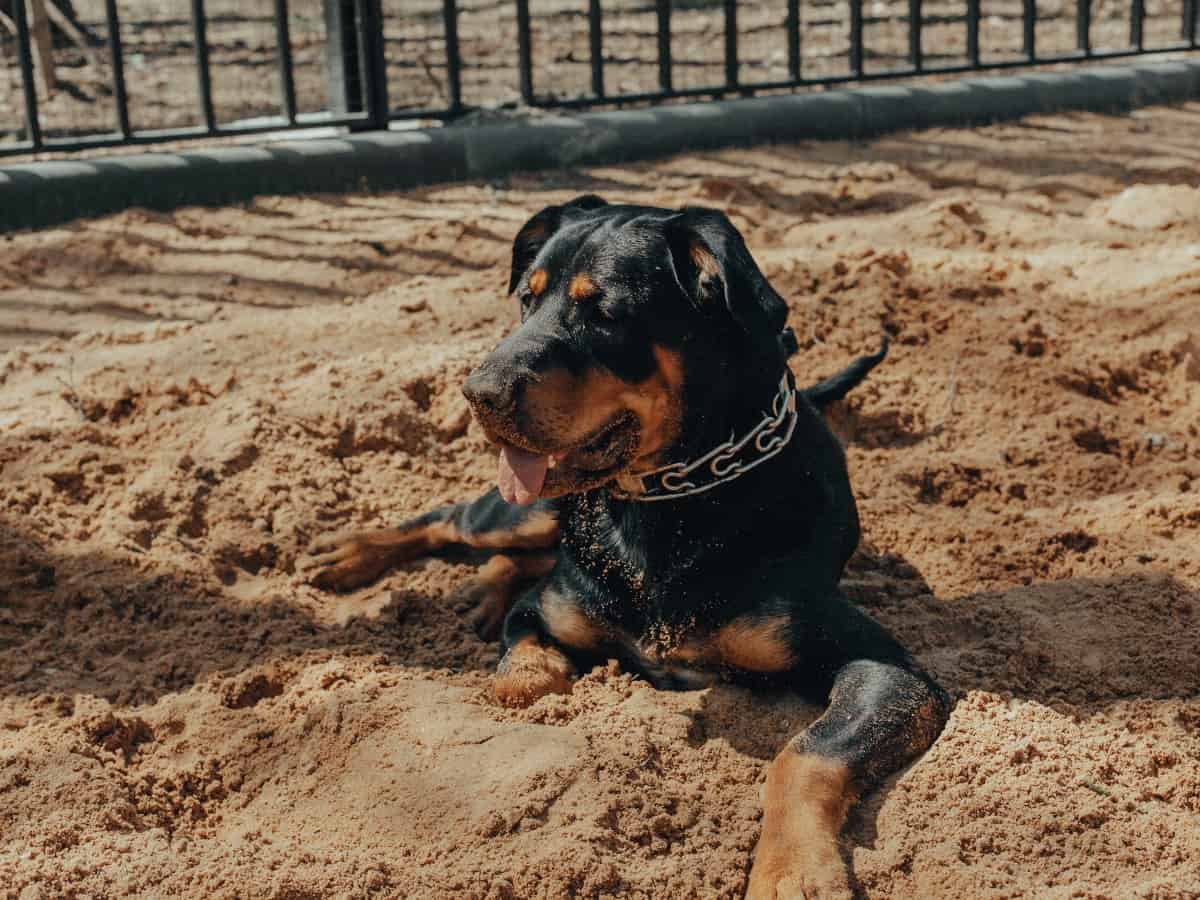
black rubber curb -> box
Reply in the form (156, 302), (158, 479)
(2, 59), (1198, 233)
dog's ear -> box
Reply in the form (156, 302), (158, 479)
(508, 194), (609, 294)
(663, 206), (789, 348)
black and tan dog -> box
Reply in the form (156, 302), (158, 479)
(307, 196), (949, 898)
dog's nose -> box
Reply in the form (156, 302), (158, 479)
(462, 368), (520, 417)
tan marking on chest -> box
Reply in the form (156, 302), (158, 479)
(714, 615), (795, 673)
(637, 639), (714, 668)
(540, 588), (606, 650)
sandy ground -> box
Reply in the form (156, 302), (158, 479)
(2, 102), (1200, 898)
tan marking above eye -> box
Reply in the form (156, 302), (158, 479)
(568, 272), (599, 301)
(528, 269), (549, 296)
(689, 243), (721, 281)
(714, 615), (795, 672)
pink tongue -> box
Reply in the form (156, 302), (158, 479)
(498, 445), (549, 506)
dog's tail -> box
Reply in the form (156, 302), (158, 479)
(802, 337), (889, 409)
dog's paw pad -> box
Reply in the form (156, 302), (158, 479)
(493, 638), (575, 707)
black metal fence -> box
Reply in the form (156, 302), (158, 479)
(1, 0), (1197, 158)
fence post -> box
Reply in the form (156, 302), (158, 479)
(28, 0), (56, 96)
(323, 0), (360, 115)
(190, 0), (216, 131)
(11, 0), (44, 147)
(723, 0), (738, 90)
(656, 0), (672, 92)
(785, 0), (800, 81)
(515, 0), (533, 104)
(588, 0), (603, 98)
(442, 0), (462, 114)
(358, 0), (388, 127)
(324, 0), (388, 128)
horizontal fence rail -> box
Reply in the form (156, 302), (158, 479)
(0, 0), (1197, 158)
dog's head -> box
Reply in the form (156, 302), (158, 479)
(463, 195), (791, 505)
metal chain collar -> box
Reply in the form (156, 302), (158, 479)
(610, 372), (798, 502)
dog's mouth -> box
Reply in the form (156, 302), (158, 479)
(496, 412), (640, 505)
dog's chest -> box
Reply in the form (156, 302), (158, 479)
(559, 502), (795, 684)
(564, 567), (725, 687)
(588, 599), (795, 690)
(625, 618), (723, 690)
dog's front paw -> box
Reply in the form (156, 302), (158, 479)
(452, 555), (523, 641)
(493, 638), (575, 707)
(745, 751), (854, 900)
(457, 579), (510, 642)
(745, 835), (851, 900)
(302, 529), (401, 591)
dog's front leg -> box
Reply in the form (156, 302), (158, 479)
(303, 488), (558, 591)
(747, 659), (949, 900)
(492, 580), (609, 706)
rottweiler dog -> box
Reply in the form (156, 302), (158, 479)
(307, 195), (949, 898)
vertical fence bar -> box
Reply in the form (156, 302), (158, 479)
(1076, 0), (1091, 54)
(588, 0), (604, 97)
(442, 0), (462, 113)
(273, 0), (298, 123)
(850, 0), (864, 76)
(351, 0), (370, 118)
(357, 0), (388, 126)
(908, 0), (923, 70)
(723, 0), (738, 89)
(966, 0), (980, 66)
(656, 0), (672, 92)
(190, 0), (216, 131)
(786, 0), (800, 81)
(515, 0), (533, 103)
(1130, 0), (1144, 48)
(12, 0), (43, 147)
(1186, 0), (1198, 45)
(103, 0), (132, 138)
(324, 0), (362, 115)
(1023, 0), (1037, 59)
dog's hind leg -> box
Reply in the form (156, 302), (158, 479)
(303, 488), (559, 592)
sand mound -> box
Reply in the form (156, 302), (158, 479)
(1092, 184), (1200, 230)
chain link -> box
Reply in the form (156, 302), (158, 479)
(611, 373), (798, 502)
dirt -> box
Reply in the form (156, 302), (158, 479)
(1, 0), (1193, 154)
(2, 102), (1200, 898)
